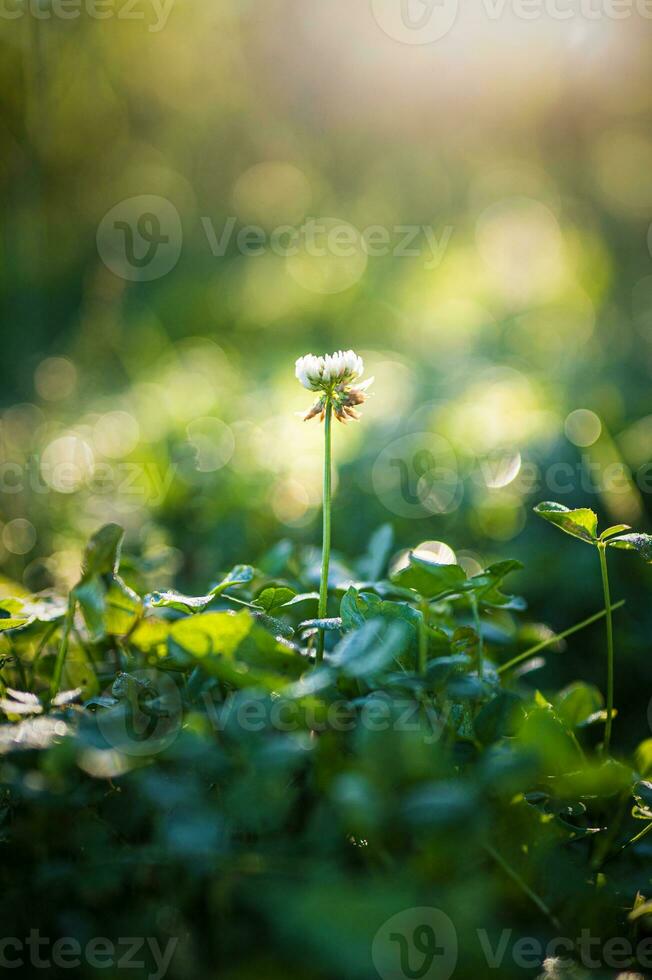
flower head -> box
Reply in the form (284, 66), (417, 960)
(295, 349), (373, 422)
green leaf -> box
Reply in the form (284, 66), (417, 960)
(517, 705), (583, 774)
(79, 523), (124, 580)
(635, 739), (652, 778)
(390, 553), (467, 599)
(606, 532), (652, 563)
(633, 781), (652, 818)
(425, 655), (471, 692)
(59, 643), (99, 698)
(73, 524), (142, 641)
(146, 589), (215, 614)
(75, 574), (142, 641)
(253, 612), (295, 640)
(299, 617), (343, 633)
(147, 566), (261, 616)
(474, 692), (525, 745)
(599, 524), (631, 541)
(209, 564), (254, 597)
(533, 501), (598, 544)
(0, 616), (33, 633)
(553, 682), (604, 729)
(340, 588), (422, 644)
(277, 592), (319, 608)
(0, 595), (68, 633)
(464, 560), (524, 609)
(340, 587), (381, 630)
(254, 587), (298, 614)
(357, 524), (394, 582)
(168, 610), (304, 689)
(129, 618), (170, 655)
(330, 619), (410, 679)
(102, 578), (142, 636)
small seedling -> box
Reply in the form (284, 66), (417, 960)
(534, 501), (652, 753)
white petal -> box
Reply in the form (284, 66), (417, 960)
(295, 354), (323, 389)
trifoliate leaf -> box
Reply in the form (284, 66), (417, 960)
(390, 553), (467, 599)
(254, 587), (298, 614)
(330, 619), (410, 679)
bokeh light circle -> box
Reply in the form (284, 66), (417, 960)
(564, 409), (601, 448)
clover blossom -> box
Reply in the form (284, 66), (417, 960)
(295, 349), (373, 422)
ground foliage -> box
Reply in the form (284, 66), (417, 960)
(0, 520), (652, 979)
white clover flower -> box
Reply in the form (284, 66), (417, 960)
(295, 354), (325, 391)
(322, 349), (364, 385)
(295, 349), (373, 422)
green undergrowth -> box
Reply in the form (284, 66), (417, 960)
(0, 518), (652, 979)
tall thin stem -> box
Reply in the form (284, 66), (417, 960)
(470, 595), (483, 677)
(418, 599), (429, 675)
(620, 820), (652, 855)
(497, 600), (625, 675)
(50, 595), (75, 699)
(316, 401), (333, 665)
(483, 842), (562, 932)
(598, 543), (615, 754)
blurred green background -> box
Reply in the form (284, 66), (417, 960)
(2, 0), (652, 746)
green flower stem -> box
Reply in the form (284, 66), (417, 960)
(50, 594), (76, 698)
(470, 594), (483, 676)
(30, 621), (59, 682)
(418, 599), (429, 675)
(497, 600), (625, 675)
(483, 842), (562, 932)
(620, 820), (652, 855)
(316, 400), (333, 665)
(598, 543), (615, 754)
